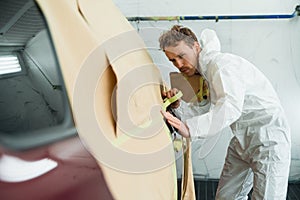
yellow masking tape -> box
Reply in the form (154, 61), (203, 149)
(162, 91), (183, 111)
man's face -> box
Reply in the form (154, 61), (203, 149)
(164, 40), (200, 76)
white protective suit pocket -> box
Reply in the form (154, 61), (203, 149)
(251, 126), (291, 165)
(264, 126), (290, 147)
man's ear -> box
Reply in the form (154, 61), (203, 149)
(194, 41), (201, 53)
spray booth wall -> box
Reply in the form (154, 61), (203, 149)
(113, 0), (300, 180)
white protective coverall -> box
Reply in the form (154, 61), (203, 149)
(181, 29), (291, 199)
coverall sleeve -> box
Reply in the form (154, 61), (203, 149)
(186, 63), (245, 139)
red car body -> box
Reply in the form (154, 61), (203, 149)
(0, 136), (114, 200)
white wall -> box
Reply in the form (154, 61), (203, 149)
(113, 0), (300, 180)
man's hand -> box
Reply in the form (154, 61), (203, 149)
(161, 110), (190, 138)
(161, 88), (181, 109)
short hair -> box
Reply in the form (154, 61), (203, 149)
(159, 25), (198, 50)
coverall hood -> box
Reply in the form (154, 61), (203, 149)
(199, 29), (221, 75)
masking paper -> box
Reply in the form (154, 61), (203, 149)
(36, 0), (177, 199)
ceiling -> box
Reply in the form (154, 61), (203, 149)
(0, 0), (46, 48)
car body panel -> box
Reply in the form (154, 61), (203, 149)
(0, 136), (114, 200)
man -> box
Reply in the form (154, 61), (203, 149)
(160, 25), (291, 199)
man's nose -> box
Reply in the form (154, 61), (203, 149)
(175, 59), (184, 69)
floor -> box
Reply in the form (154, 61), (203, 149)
(177, 179), (300, 200)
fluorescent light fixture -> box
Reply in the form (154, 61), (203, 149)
(0, 55), (22, 75)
